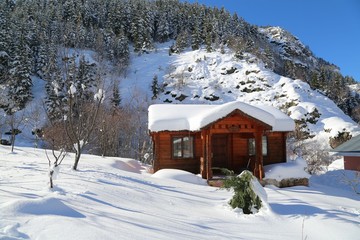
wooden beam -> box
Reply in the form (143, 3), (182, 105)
(253, 130), (264, 180)
(282, 132), (287, 162)
(200, 130), (207, 179)
(207, 131), (213, 179)
(152, 133), (160, 172)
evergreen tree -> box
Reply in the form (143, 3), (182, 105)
(191, 18), (201, 50)
(203, 16), (213, 52)
(222, 170), (262, 214)
(151, 75), (159, 100)
(0, 6), (11, 84)
(76, 55), (96, 101)
(110, 81), (121, 111)
(6, 18), (33, 112)
(130, 1), (154, 52)
(171, 30), (189, 54)
(44, 43), (65, 121)
(154, 3), (170, 43)
(114, 30), (130, 66)
(102, 28), (116, 60)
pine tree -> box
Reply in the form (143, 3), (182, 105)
(114, 30), (130, 66)
(6, 18), (33, 112)
(0, 6), (11, 84)
(154, 3), (170, 43)
(33, 32), (49, 78)
(191, 19), (201, 50)
(76, 55), (96, 101)
(130, 1), (154, 53)
(151, 75), (159, 100)
(110, 81), (121, 111)
(172, 30), (189, 54)
(44, 44), (65, 121)
(204, 16), (213, 52)
(222, 170), (262, 214)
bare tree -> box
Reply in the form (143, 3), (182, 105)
(4, 111), (26, 152)
(23, 100), (46, 148)
(64, 86), (105, 170)
(124, 87), (152, 161)
(45, 142), (66, 189)
(42, 116), (68, 189)
(341, 171), (360, 195)
(88, 105), (122, 157)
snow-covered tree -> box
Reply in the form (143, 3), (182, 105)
(222, 170), (262, 214)
(151, 75), (159, 99)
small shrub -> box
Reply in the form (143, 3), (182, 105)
(340, 171), (360, 195)
(329, 130), (352, 149)
(305, 108), (321, 124)
(221, 169), (262, 214)
(301, 142), (334, 174)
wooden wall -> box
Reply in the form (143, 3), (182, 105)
(344, 156), (360, 171)
(152, 131), (201, 174)
(207, 111), (271, 134)
(265, 132), (287, 165)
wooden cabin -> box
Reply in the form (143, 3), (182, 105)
(331, 134), (360, 171)
(148, 101), (295, 180)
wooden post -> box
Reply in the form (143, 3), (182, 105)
(200, 130), (207, 179)
(152, 133), (160, 172)
(253, 130), (264, 180)
(207, 131), (213, 180)
(282, 132), (287, 162)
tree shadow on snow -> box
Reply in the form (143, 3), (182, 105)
(269, 202), (360, 225)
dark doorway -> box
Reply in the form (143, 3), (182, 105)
(211, 134), (230, 173)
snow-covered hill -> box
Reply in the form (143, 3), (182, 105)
(1, 42), (358, 151)
(259, 26), (318, 69)
(120, 43), (359, 149)
(0, 145), (359, 239)
(1, 45), (360, 239)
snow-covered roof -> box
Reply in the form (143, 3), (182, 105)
(148, 101), (295, 132)
(331, 134), (360, 156)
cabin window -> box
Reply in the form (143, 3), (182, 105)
(172, 136), (194, 158)
(262, 136), (268, 156)
(248, 138), (255, 156)
(248, 136), (267, 156)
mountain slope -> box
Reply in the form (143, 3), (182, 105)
(128, 44), (359, 148)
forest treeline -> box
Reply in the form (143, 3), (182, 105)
(0, 0), (359, 163)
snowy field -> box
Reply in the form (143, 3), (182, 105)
(0, 145), (359, 240)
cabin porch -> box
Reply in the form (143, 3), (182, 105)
(200, 130), (267, 180)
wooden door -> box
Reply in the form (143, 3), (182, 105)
(211, 134), (229, 170)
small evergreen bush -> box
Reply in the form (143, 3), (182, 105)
(221, 169), (262, 214)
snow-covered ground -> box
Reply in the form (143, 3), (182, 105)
(1, 145), (359, 240)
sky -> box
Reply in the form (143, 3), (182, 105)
(186, 0), (360, 81)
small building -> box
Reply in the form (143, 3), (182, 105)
(331, 134), (360, 171)
(148, 101), (295, 180)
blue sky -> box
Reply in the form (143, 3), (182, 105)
(186, 0), (360, 81)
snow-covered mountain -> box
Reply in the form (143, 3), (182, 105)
(258, 26), (318, 69)
(120, 43), (360, 149)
